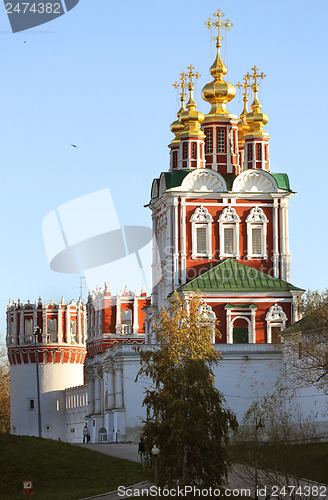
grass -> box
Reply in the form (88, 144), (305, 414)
(0, 433), (145, 500)
(232, 441), (328, 485)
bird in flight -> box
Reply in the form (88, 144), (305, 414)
(71, 144), (78, 148)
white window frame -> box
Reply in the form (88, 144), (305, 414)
(219, 206), (240, 258)
(265, 303), (287, 343)
(190, 206), (213, 259)
(246, 206), (268, 259)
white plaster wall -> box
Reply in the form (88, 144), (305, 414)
(10, 363), (84, 441)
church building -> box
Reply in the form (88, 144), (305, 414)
(8, 9), (326, 443)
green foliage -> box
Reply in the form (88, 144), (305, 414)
(137, 292), (237, 489)
(284, 289), (328, 392)
(0, 344), (10, 433)
(0, 433), (144, 500)
(238, 386), (317, 444)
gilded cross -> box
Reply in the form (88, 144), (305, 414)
(173, 71), (187, 101)
(204, 9), (233, 48)
(236, 74), (252, 100)
(186, 64), (201, 90)
(247, 66), (266, 91)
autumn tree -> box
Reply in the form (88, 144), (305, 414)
(137, 292), (237, 489)
(0, 343), (10, 433)
(282, 289), (328, 393)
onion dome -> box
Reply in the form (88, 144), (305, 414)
(179, 65), (205, 137)
(170, 95), (186, 140)
(245, 67), (269, 137)
(236, 77), (251, 142)
(170, 73), (187, 144)
(202, 10), (237, 119)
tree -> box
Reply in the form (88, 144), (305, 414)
(137, 292), (237, 489)
(233, 386), (319, 499)
(0, 343), (10, 433)
(282, 289), (328, 393)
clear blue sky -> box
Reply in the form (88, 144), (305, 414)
(0, 0), (327, 341)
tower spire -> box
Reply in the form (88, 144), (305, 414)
(170, 71), (187, 141)
(243, 66), (270, 170)
(245, 66), (269, 137)
(201, 9), (239, 175)
(180, 65), (204, 136)
(202, 9), (236, 118)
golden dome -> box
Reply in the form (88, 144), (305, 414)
(238, 98), (251, 142)
(179, 65), (205, 138)
(170, 73), (187, 144)
(170, 101), (186, 140)
(202, 10), (236, 119)
(236, 77), (251, 142)
(244, 67), (269, 138)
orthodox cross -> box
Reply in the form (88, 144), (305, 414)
(186, 64), (201, 92)
(246, 66), (266, 92)
(173, 70), (187, 101)
(236, 74), (252, 100)
(204, 9), (233, 48)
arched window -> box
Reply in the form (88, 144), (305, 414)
(190, 206), (213, 259)
(246, 206), (268, 259)
(199, 303), (216, 344)
(218, 206), (240, 258)
(265, 304), (287, 343)
(121, 309), (132, 334)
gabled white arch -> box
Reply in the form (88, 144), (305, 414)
(232, 169), (278, 193)
(180, 169), (227, 192)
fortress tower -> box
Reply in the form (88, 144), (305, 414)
(6, 297), (86, 440)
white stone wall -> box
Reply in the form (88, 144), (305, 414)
(10, 362), (84, 441)
(65, 385), (88, 443)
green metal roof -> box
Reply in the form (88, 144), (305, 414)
(224, 303), (258, 309)
(177, 259), (303, 293)
(271, 173), (291, 191)
(164, 170), (193, 189)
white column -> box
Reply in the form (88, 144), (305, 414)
(251, 309), (256, 343)
(114, 364), (123, 409)
(76, 306), (81, 344)
(42, 308), (47, 343)
(181, 198), (187, 284)
(267, 322), (272, 344)
(166, 201), (173, 295)
(226, 309), (232, 344)
(252, 143), (256, 169)
(19, 310), (24, 344)
(106, 368), (115, 410)
(273, 199), (279, 278)
(66, 304), (71, 344)
(280, 200), (286, 280)
(83, 304), (87, 342)
(116, 295), (121, 334)
(57, 305), (63, 343)
(285, 201), (290, 282)
(133, 297), (138, 334)
(173, 198), (179, 287)
(87, 377), (95, 414)
(94, 377), (101, 414)
(98, 308), (102, 337)
(13, 309), (18, 344)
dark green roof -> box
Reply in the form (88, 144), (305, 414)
(177, 259), (303, 293)
(271, 173), (291, 191)
(164, 170), (192, 189)
(153, 170), (291, 193)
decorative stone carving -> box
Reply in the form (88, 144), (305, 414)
(232, 170), (277, 193)
(181, 169), (227, 192)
